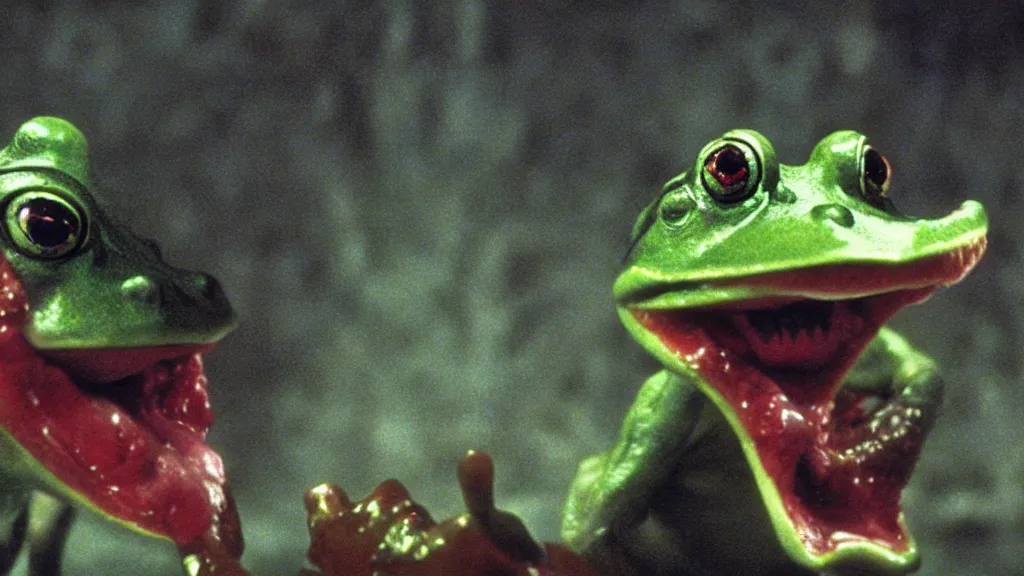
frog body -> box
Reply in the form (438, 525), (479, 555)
(0, 118), (240, 574)
(562, 131), (987, 575)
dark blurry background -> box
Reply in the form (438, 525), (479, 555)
(0, 1), (1020, 574)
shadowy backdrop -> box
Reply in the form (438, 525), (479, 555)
(0, 1), (1020, 574)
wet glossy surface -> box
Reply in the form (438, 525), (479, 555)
(302, 451), (597, 576)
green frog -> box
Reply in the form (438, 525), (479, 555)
(562, 130), (987, 575)
(0, 117), (241, 574)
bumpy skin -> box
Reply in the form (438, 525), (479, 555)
(0, 118), (237, 575)
(562, 131), (987, 575)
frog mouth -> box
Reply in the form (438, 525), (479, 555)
(0, 339), (242, 552)
(624, 237), (985, 569)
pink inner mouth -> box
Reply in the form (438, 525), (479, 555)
(0, 261), (241, 551)
(636, 291), (922, 556)
(629, 237), (986, 557)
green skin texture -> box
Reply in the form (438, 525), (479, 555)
(0, 118), (235, 574)
(561, 130), (987, 575)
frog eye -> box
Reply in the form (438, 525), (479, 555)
(860, 147), (891, 208)
(701, 143), (760, 203)
(4, 191), (86, 259)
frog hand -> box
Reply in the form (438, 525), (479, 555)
(561, 370), (703, 552)
(806, 331), (943, 512)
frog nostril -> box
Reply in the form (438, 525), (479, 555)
(121, 275), (160, 307)
(191, 272), (228, 303)
(811, 204), (855, 228)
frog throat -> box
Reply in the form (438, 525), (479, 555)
(0, 259), (240, 549)
(619, 236), (985, 570)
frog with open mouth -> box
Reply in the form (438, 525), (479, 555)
(562, 130), (987, 575)
(0, 117), (241, 574)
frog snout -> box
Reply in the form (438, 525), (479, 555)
(162, 272), (230, 311)
(185, 272), (231, 310)
(120, 271), (235, 334)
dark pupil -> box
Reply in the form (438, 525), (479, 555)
(864, 149), (888, 188)
(18, 198), (78, 248)
(708, 146), (749, 187)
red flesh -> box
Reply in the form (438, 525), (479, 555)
(631, 239), (985, 556)
(0, 258), (242, 553)
(302, 451), (598, 576)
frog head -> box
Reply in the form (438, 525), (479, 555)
(615, 130), (986, 572)
(0, 117), (240, 549)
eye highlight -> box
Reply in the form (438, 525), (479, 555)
(5, 191), (86, 259)
(861, 147), (891, 208)
(701, 143), (760, 203)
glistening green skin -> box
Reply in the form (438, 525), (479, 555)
(561, 130), (987, 575)
(0, 118), (238, 575)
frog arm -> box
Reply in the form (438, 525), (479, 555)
(830, 326), (943, 467)
(0, 489), (74, 576)
(0, 491), (28, 575)
(561, 369), (704, 553)
(844, 326), (941, 426)
(848, 325), (938, 393)
(26, 493), (75, 576)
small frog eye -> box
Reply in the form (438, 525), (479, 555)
(701, 143), (760, 203)
(4, 191), (85, 259)
(860, 147), (891, 208)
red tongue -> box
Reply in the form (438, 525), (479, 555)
(0, 341), (226, 544)
(141, 354), (214, 437)
(38, 376), (152, 483)
(136, 354), (225, 544)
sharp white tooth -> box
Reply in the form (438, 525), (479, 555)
(811, 325), (826, 348)
(794, 329), (812, 353)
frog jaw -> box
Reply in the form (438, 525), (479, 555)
(617, 236), (985, 572)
